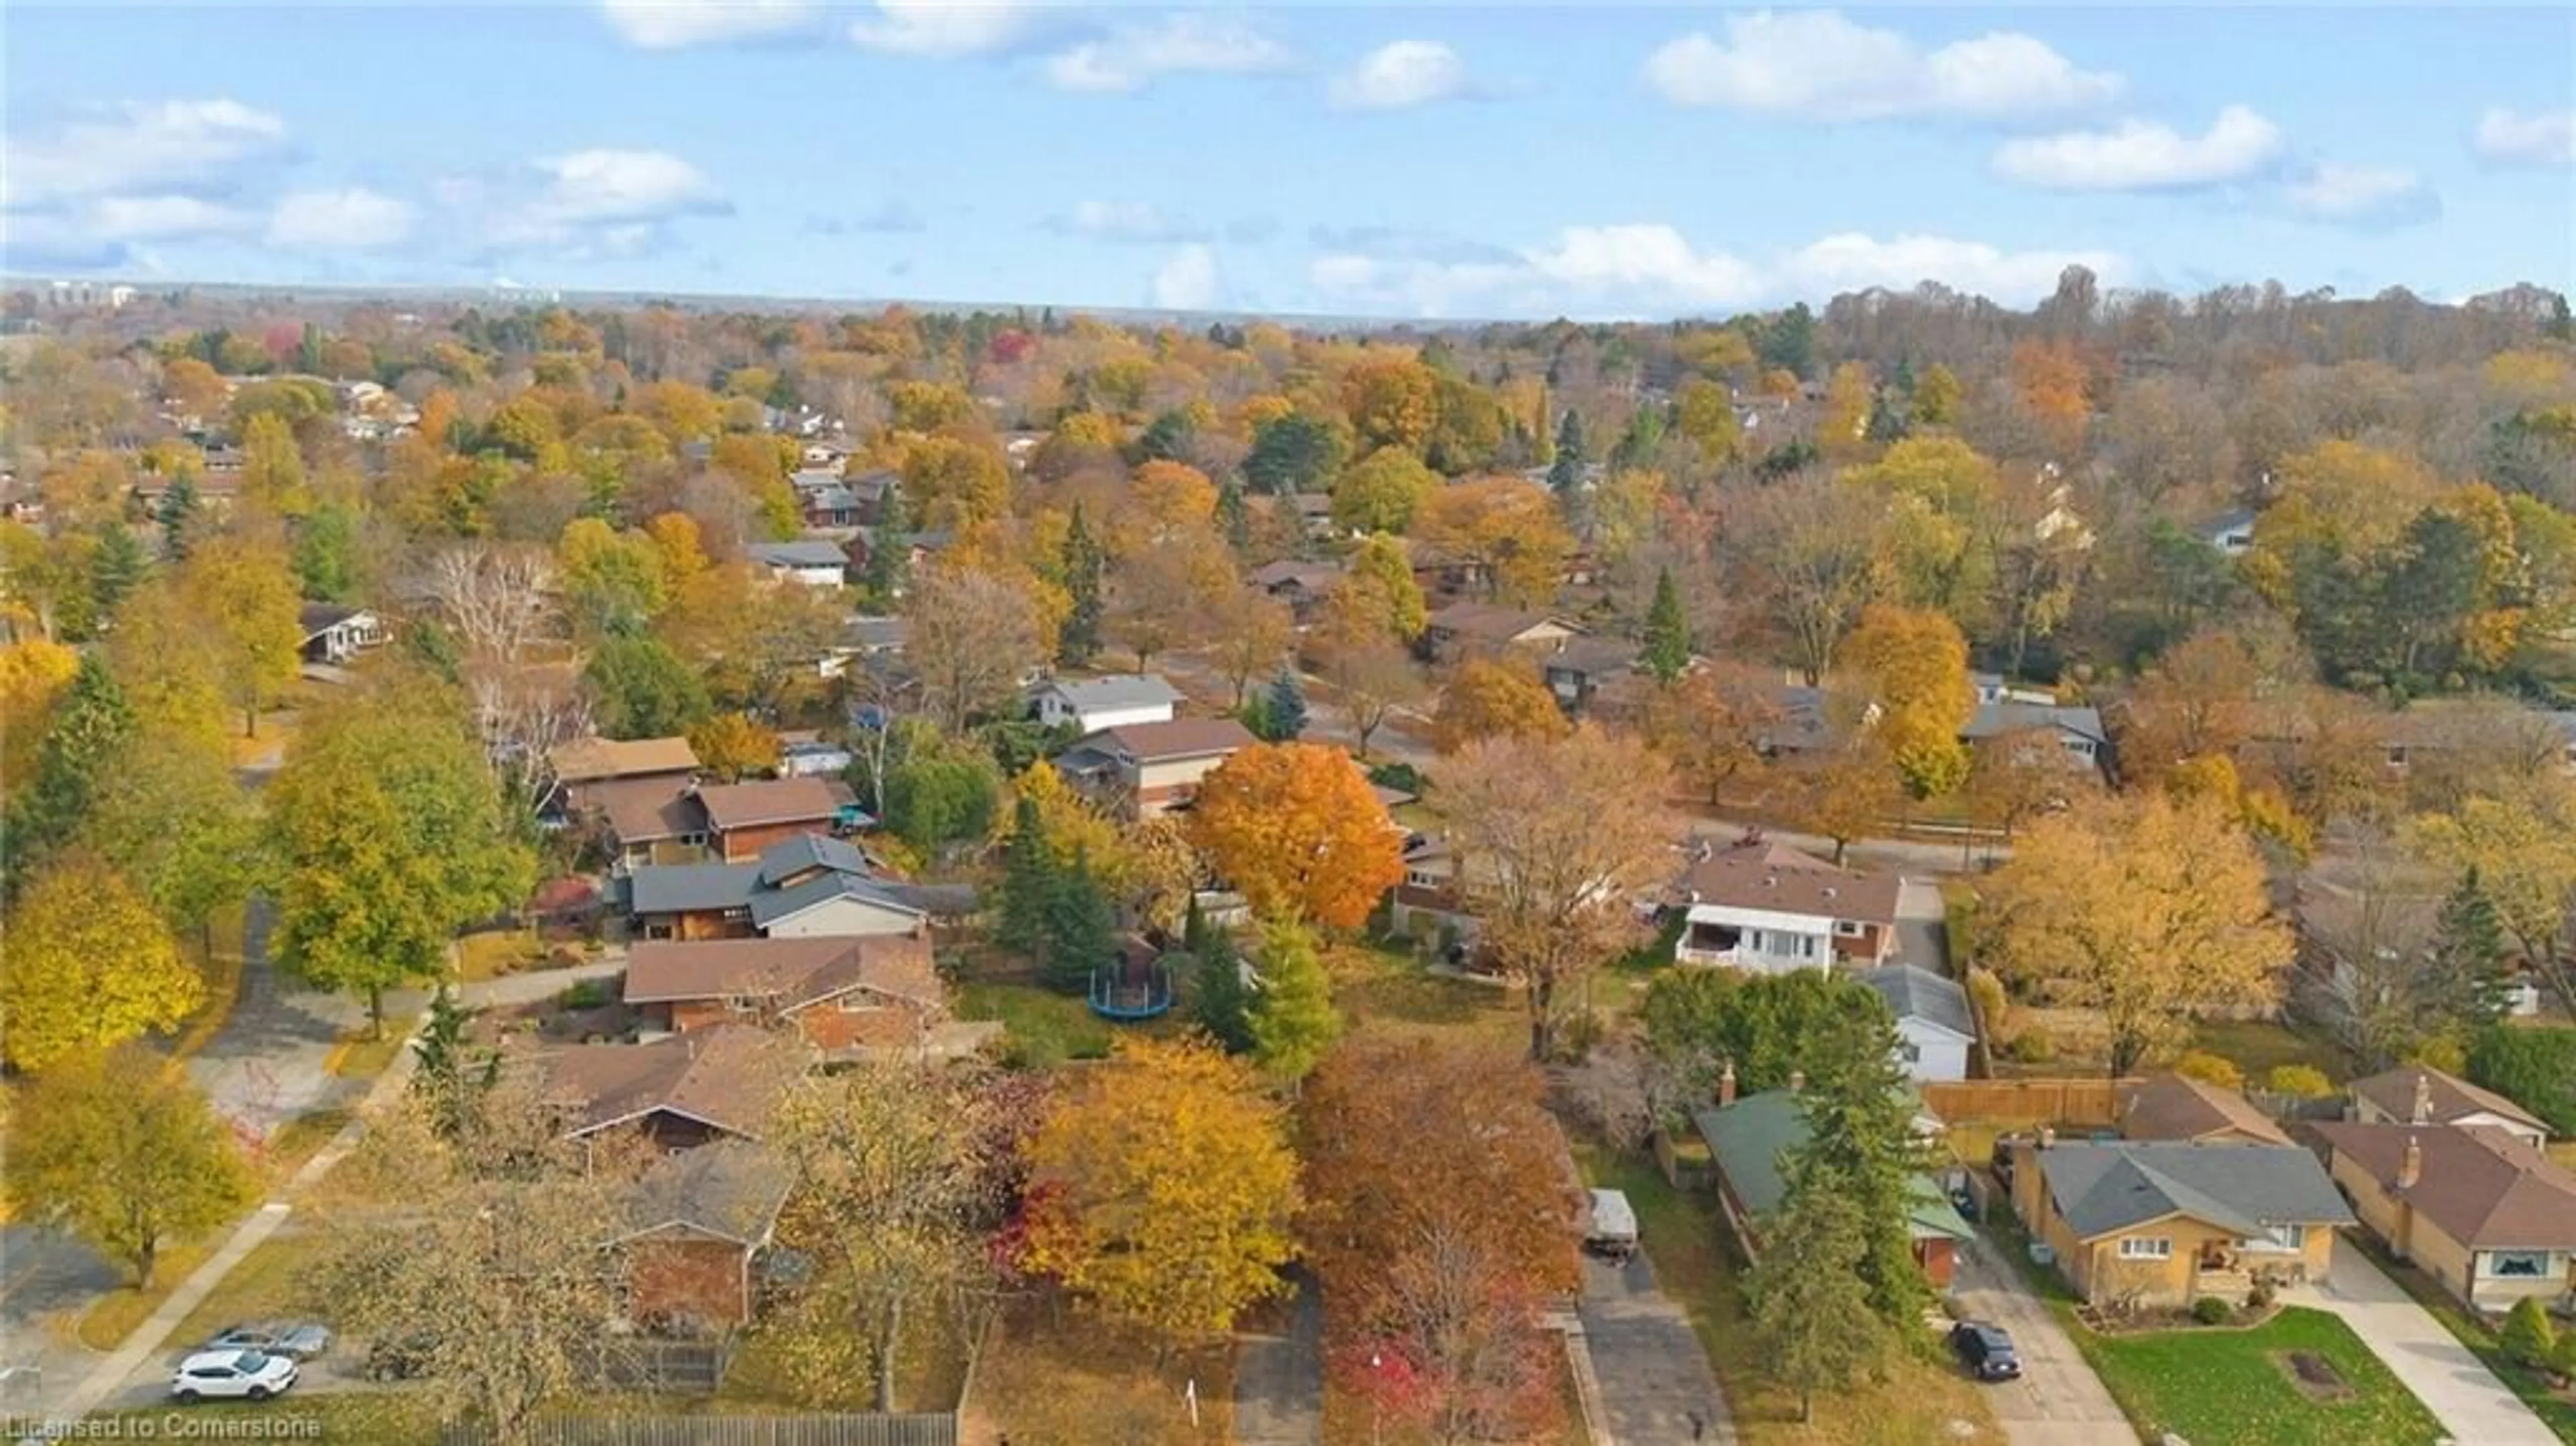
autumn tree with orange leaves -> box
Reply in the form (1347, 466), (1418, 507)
(1189, 742), (1404, 930)
(1432, 656), (1569, 754)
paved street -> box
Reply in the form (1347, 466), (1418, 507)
(1947, 1237), (2137, 1446)
(0, 1227), (122, 1419)
(182, 899), (372, 1141)
(2290, 1243), (2559, 1446)
(1578, 1252), (1734, 1444)
(1233, 1274), (1322, 1446)
(1892, 877), (1951, 974)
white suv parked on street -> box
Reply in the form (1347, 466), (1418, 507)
(170, 1349), (298, 1402)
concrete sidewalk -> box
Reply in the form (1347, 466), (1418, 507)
(2290, 1245), (2559, 1446)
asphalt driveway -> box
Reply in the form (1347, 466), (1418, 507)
(1947, 1236), (2138, 1446)
(1579, 1252), (1734, 1444)
(2290, 1243), (2559, 1446)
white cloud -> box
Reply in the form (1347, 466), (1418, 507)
(2475, 107), (2575, 167)
(268, 188), (419, 249)
(3, 98), (287, 209)
(2282, 164), (2438, 227)
(84, 195), (260, 242)
(448, 149), (731, 260)
(1052, 199), (1199, 243)
(529, 149), (727, 226)
(1992, 105), (2282, 190)
(1046, 14), (1289, 93)
(1331, 40), (1470, 111)
(600, 0), (821, 48)
(1644, 10), (2119, 121)
(850, 0), (1042, 57)
(1150, 244), (1221, 310)
(1307, 223), (2122, 321)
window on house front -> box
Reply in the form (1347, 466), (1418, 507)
(724, 995), (755, 1013)
(2489, 1251), (2551, 1278)
(1898, 1042), (1921, 1064)
(836, 995), (881, 1013)
(2118, 1237), (2172, 1260)
(2246, 1223), (2306, 1253)
(1834, 920), (1864, 938)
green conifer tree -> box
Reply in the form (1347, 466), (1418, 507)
(1642, 566), (1691, 683)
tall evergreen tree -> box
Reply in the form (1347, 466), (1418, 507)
(2432, 865), (2514, 1025)
(1546, 410), (1588, 494)
(1246, 922), (1339, 1087)
(1186, 897), (1254, 1052)
(410, 986), (498, 1141)
(89, 522), (148, 626)
(1060, 502), (1105, 667)
(1263, 666), (1308, 741)
(996, 797), (1059, 957)
(1044, 844), (1117, 994)
(1216, 477), (1251, 553)
(3, 655), (137, 897)
(1642, 567), (1691, 683)
(156, 478), (200, 562)
(1609, 403), (1663, 471)
(1785, 998), (1932, 1329)
(863, 482), (912, 604)
(1746, 1175), (1893, 1423)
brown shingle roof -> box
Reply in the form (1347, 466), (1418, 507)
(543, 1024), (796, 1140)
(623, 936), (938, 1013)
(1678, 850), (1900, 924)
(2349, 1065), (2546, 1133)
(589, 777), (708, 844)
(2311, 1123), (2576, 1252)
(696, 777), (854, 832)
(1424, 602), (1581, 645)
(553, 736), (700, 784)
(2119, 1073), (2292, 1146)
(1095, 717), (1256, 763)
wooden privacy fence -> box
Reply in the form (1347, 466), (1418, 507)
(441, 1415), (958, 1446)
(1922, 1078), (2141, 1129)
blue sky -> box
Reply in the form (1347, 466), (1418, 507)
(5, 3), (2571, 320)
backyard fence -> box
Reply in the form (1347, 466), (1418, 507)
(1923, 1077), (2141, 1129)
(584, 1335), (738, 1395)
(440, 1415), (958, 1446)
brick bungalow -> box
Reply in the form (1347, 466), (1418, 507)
(2309, 1123), (2576, 1315)
(696, 778), (861, 863)
(1051, 717), (1255, 820)
(623, 934), (947, 1056)
(2118, 1073), (2294, 1147)
(543, 1023), (799, 1153)
(614, 1139), (797, 1331)
(2004, 1138), (2350, 1308)
(2347, 1064), (2550, 1148)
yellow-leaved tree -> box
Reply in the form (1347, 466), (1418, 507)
(1979, 792), (2290, 1077)
(1835, 603), (1975, 798)
(1020, 1038), (1301, 1344)
(0, 854), (206, 1073)
(1189, 742), (1404, 930)
(1432, 656), (1570, 754)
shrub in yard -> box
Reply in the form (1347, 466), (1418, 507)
(2550, 1326), (2576, 1386)
(2245, 1279), (2277, 1311)
(1965, 968), (2010, 1037)
(558, 979), (611, 1009)
(2501, 1296), (2559, 1370)
(2467, 1025), (2576, 1137)
(2172, 1050), (2244, 1089)
(2265, 1064), (2334, 1099)
(2005, 1026), (2056, 1064)
(2190, 1296), (2231, 1325)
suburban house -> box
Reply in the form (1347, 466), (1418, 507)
(698, 778), (860, 863)
(2118, 1074), (2294, 1147)
(2200, 508), (2260, 554)
(2374, 703), (2576, 779)
(1672, 841), (1902, 972)
(623, 934), (947, 1054)
(614, 1139), (796, 1331)
(297, 603), (388, 665)
(1418, 602), (1583, 663)
(620, 834), (965, 942)
(2003, 1138), (2351, 1308)
(1285, 492), (1337, 539)
(543, 1023), (798, 1152)
(2348, 1065), (2549, 1148)
(796, 481), (864, 531)
(1694, 1087), (1972, 1290)
(818, 616), (910, 679)
(1385, 834), (1485, 948)
(744, 541), (848, 588)
(2308, 1123), (2576, 1314)
(1247, 559), (1342, 623)
(1541, 638), (1643, 717)
(1051, 717), (1255, 820)
(549, 736), (700, 818)
(1853, 964), (1976, 1082)
(775, 730), (855, 779)
(1032, 674), (1181, 733)
(1962, 701), (2109, 773)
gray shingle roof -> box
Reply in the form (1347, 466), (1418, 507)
(747, 541), (850, 569)
(747, 871), (926, 929)
(1964, 701), (2106, 744)
(625, 863), (760, 915)
(1854, 964), (1976, 1040)
(2039, 1142), (2354, 1240)
(757, 832), (872, 886)
(1040, 674), (1181, 712)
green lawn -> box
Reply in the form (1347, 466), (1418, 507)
(1572, 1142), (1998, 1446)
(2076, 1306), (2447, 1446)
(2187, 1019), (2353, 1085)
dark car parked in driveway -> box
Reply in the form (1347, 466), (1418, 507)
(1950, 1321), (2022, 1381)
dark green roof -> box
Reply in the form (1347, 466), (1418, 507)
(1693, 1089), (1968, 1243)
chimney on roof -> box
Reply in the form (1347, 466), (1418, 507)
(2398, 1133), (2422, 1190)
(1717, 1060), (1737, 1108)
(2410, 1071), (2433, 1125)
(1787, 1068), (1805, 1093)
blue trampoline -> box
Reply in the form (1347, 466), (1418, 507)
(1087, 951), (1175, 1021)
